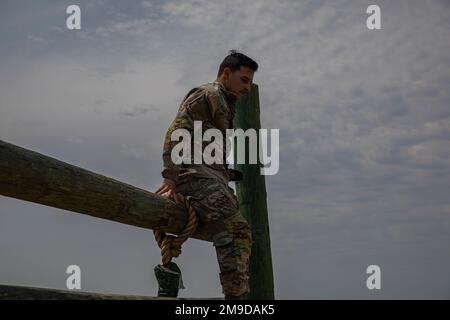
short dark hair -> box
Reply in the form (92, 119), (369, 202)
(217, 50), (258, 77)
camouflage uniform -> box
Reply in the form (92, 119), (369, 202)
(161, 81), (253, 297)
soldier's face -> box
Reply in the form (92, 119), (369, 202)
(224, 66), (254, 101)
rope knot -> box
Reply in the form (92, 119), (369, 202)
(153, 193), (198, 265)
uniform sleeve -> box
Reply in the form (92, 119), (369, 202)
(161, 88), (215, 183)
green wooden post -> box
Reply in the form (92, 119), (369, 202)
(234, 84), (275, 300)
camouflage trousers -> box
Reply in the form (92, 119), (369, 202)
(175, 175), (253, 297)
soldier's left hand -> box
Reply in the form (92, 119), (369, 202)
(154, 178), (181, 204)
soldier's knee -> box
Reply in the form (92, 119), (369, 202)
(212, 217), (252, 298)
(226, 214), (253, 250)
(213, 232), (236, 274)
(212, 231), (234, 247)
(213, 222), (252, 274)
(238, 220), (253, 244)
(211, 214), (253, 249)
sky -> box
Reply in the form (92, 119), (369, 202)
(1, 0), (450, 299)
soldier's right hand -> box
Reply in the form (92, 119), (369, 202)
(154, 178), (180, 203)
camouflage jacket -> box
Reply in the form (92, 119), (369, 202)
(161, 81), (238, 184)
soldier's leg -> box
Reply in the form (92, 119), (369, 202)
(212, 213), (252, 299)
(176, 177), (253, 298)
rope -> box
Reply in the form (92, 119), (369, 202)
(153, 194), (198, 265)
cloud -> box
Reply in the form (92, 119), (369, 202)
(120, 104), (157, 117)
(95, 18), (166, 38)
(51, 26), (64, 33)
(141, 1), (155, 9)
(120, 143), (148, 159)
(27, 35), (46, 43)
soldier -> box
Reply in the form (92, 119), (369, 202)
(155, 50), (258, 299)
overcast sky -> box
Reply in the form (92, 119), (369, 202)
(1, 0), (450, 299)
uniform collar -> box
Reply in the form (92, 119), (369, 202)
(214, 81), (238, 104)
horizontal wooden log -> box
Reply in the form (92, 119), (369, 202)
(0, 284), (159, 300)
(0, 284), (221, 300)
(0, 140), (210, 241)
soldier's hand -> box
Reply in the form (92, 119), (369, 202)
(155, 178), (180, 203)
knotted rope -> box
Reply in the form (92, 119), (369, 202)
(153, 194), (198, 265)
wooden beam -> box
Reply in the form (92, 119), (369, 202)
(234, 84), (275, 299)
(0, 284), (159, 300)
(0, 140), (211, 241)
(0, 284), (222, 300)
